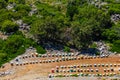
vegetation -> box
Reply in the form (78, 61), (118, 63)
(0, 0), (120, 66)
(110, 40), (120, 53)
(64, 46), (70, 52)
(0, 32), (46, 66)
(56, 75), (64, 77)
(90, 43), (97, 48)
(1, 20), (18, 33)
(71, 74), (79, 77)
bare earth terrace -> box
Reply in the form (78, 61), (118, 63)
(0, 53), (120, 80)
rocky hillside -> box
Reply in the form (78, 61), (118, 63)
(0, 0), (120, 66)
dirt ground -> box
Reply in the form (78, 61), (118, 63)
(0, 55), (120, 80)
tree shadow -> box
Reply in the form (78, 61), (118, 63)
(81, 48), (99, 56)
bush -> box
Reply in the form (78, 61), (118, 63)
(0, 53), (8, 67)
(1, 20), (18, 33)
(56, 75), (64, 77)
(64, 46), (70, 52)
(35, 46), (46, 54)
(110, 40), (120, 53)
(0, 0), (7, 9)
(96, 52), (100, 55)
(15, 4), (31, 12)
(102, 29), (119, 42)
(107, 3), (120, 15)
(0, 34), (46, 66)
(71, 74), (78, 77)
(90, 43), (97, 48)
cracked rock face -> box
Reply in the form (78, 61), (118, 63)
(6, 3), (16, 10)
(29, 4), (38, 16)
(111, 14), (120, 22)
(0, 32), (8, 40)
(15, 20), (30, 31)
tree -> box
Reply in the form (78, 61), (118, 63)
(15, 4), (31, 12)
(111, 40), (120, 53)
(2, 35), (25, 54)
(70, 21), (92, 49)
(31, 17), (61, 42)
(66, 0), (78, 21)
(1, 20), (18, 33)
(0, 39), (4, 50)
(64, 46), (70, 52)
(0, 0), (7, 9)
(8, 0), (18, 3)
(108, 3), (120, 15)
(102, 23), (120, 42)
(0, 53), (8, 66)
(0, 9), (15, 22)
(8, 0), (25, 4)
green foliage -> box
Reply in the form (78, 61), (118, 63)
(102, 23), (120, 42)
(112, 79), (118, 80)
(36, 2), (62, 17)
(71, 74), (79, 77)
(30, 0), (113, 50)
(108, 3), (120, 15)
(0, 34), (46, 66)
(104, 0), (120, 3)
(2, 35), (25, 54)
(31, 16), (62, 41)
(15, 4), (31, 12)
(0, 35), (25, 66)
(110, 40), (120, 53)
(1, 20), (18, 33)
(22, 16), (38, 25)
(0, 0), (7, 9)
(102, 29), (119, 42)
(0, 9), (13, 22)
(0, 53), (8, 66)
(96, 52), (100, 55)
(56, 75), (64, 77)
(64, 46), (70, 52)
(35, 46), (46, 54)
(0, 0), (120, 66)
(90, 43), (97, 48)
(0, 3), (30, 20)
(0, 39), (4, 49)
(8, 0), (18, 3)
(8, 0), (25, 4)
(89, 43), (100, 56)
(66, 0), (78, 20)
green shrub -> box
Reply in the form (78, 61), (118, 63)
(64, 46), (70, 52)
(1, 20), (18, 33)
(71, 74), (78, 77)
(56, 75), (64, 77)
(35, 46), (46, 54)
(0, 34), (46, 66)
(110, 40), (120, 53)
(0, 53), (8, 67)
(90, 43), (97, 48)
(15, 4), (31, 12)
